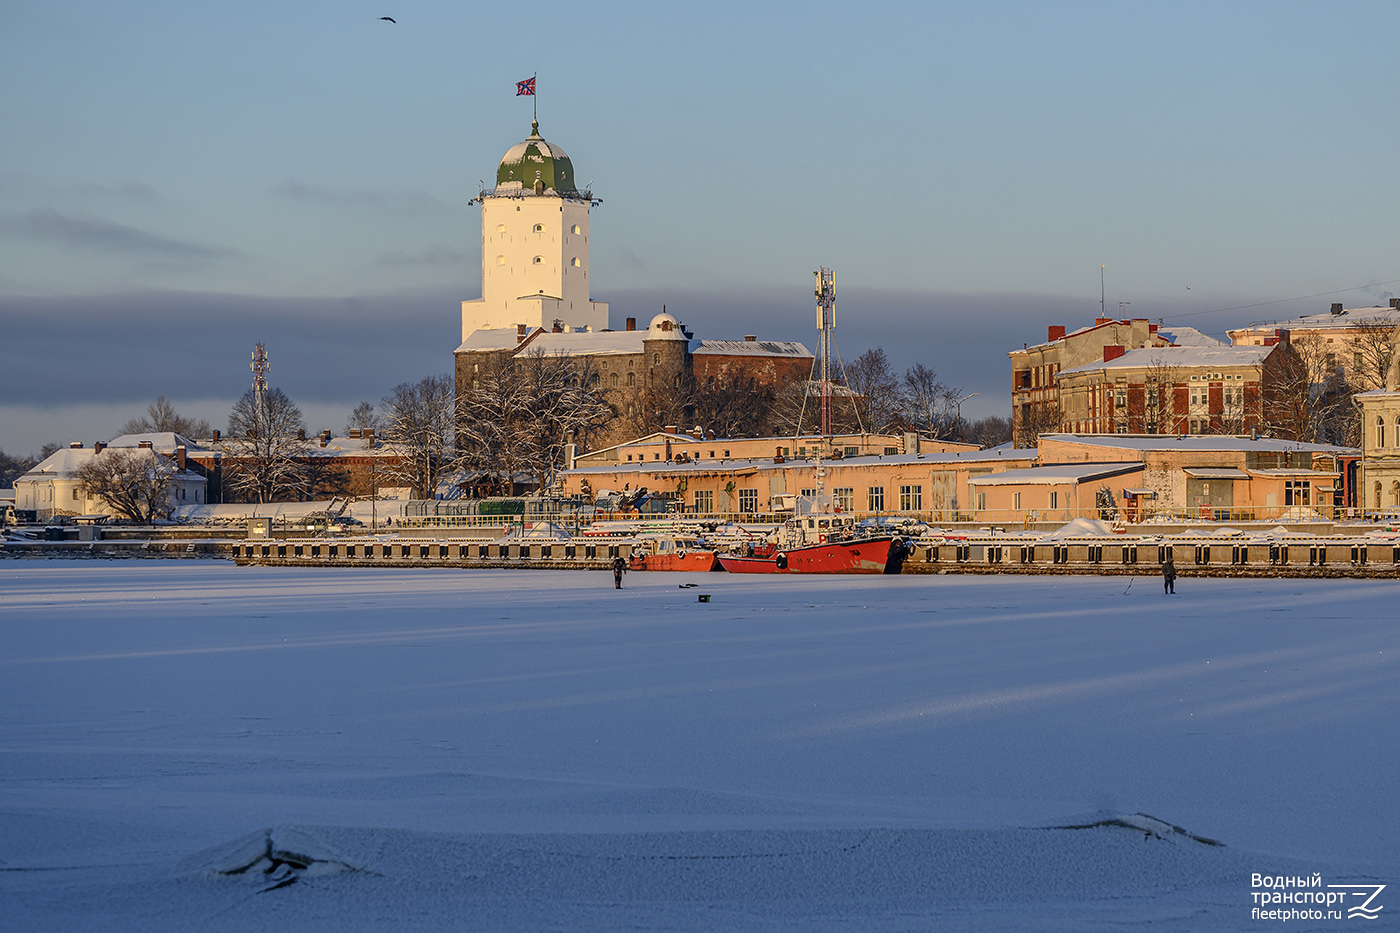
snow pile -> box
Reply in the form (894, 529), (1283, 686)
(1037, 517), (1116, 540)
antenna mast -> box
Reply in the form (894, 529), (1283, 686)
(251, 342), (268, 408)
(1100, 265), (1106, 319)
(814, 268), (837, 438)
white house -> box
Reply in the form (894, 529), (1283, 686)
(14, 433), (208, 521)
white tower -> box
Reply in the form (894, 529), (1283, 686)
(461, 121), (608, 341)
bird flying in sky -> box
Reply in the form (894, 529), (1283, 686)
(380, 17), (396, 23)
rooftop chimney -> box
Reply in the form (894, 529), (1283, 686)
(93, 442), (105, 454)
(69, 441), (82, 449)
(1095, 317), (1112, 326)
(320, 430), (330, 447)
(349, 428), (361, 439)
(1048, 325), (1066, 342)
(176, 445), (187, 471)
(138, 441), (153, 449)
(517, 323), (528, 342)
(297, 428), (306, 441)
(625, 317), (636, 331)
(664, 424), (678, 435)
(1148, 323), (1158, 333)
(212, 429), (221, 443)
(365, 429), (375, 446)
(1330, 302), (1344, 315)
(744, 334), (757, 342)
(1103, 345), (1126, 363)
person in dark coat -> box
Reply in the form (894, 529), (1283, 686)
(1162, 552), (1176, 594)
(611, 555), (627, 589)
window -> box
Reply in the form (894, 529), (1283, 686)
(899, 485), (922, 510)
(626, 372), (635, 387)
(1379, 417), (1386, 449)
(653, 353), (660, 365)
(571, 224), (581, 234)
(1049, 490), (1059, 509)
(1355, 352), (1364, 370)
(867, 486), (884, 511)
(532, 256), (544, 265)
(610, 373), (618, 387)
(1013, 492), (1021, 510)
(976, 492), (987, 511)
(1285, 480), (1311, 506)
(570, 257), (580, 266)
(496, 224), (506, 233)
(533, 223), (545, 232)
(627, 454), (633, 461)
(844, 446), (859, 456)
(833, 487), (854, 512)
(694, 490), (713, 513)
(738, 488), (759, 513)
(723, 450), (730, 458)
(495, 255), (506, 265)
(800, 488), (816, 498)
(72, 488), (80, 500)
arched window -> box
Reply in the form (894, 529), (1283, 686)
(532, 256), (544, 265)
(1379, 416), (1386, 449)
(495, 255), (506, 265)
(1392, 481), (1400, 507)
(533, 223), (545, 233)
(610, 373), (618, 387)
(571, 224), (581, 234)
(653, 352), (660, 365)
(570, 257), (580, 267)
(496, 224), (507, 233)
(1375, 482), (1383, 509)
(626, 372), (635, 387)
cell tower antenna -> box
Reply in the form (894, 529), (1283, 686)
(814, 268), (837, 438)
(251, 343), (268, 406)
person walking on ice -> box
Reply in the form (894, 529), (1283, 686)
(1162, 551), (1177, 594)
(611, 555), (628, 589)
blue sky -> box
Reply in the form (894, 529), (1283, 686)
(4, 0), (1399, 454)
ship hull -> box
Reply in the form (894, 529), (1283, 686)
(717, 537), (906, 575)
(630, 550), (720, 572)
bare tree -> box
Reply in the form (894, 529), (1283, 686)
(1346, 319), (1400, 391)
(965, 415), (1012, 448)
(39, 442), (61, 459)
(692, 376), (774, 439)
(840, 348), (903, 433)
(516, 351), (614, 486)
(379, 374), (457, 499)
(121, 396), (211, 438)
(1013, 401), (1062, 448)
(1265, 336), (1352, 442)
(0, 449), (39, 487)
(76, 448), (174, 522)
(902, 363), (958, 438)
(226, 388), (307, 503)
(1141, 358), (1185, 434)
(346, 401), (380, 435)
(457, 356), (536, 496)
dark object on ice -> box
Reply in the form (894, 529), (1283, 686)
(679, 583), (697, 588)
(611, 555), (627, 589)
(1052, 811), (1223, 846)
(186, 828), (362, 894)
(1162, 554), (1176, 594)
(697, 594), (711, 603)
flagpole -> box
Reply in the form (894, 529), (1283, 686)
(533, 72), (538, 124)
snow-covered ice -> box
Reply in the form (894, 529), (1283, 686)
(1, 562), (1394, 930)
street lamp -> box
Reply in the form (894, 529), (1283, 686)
(956, 393), (980, 443)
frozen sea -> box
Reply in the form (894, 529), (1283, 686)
(0, 561), (1394, 931)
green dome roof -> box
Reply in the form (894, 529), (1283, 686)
(495, 121), (579, 194)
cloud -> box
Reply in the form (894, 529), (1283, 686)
(4, 209), (236, 261)
(376, 245), (471, 268)
(269, 181), (453, 216)
(71, 181), (162, 204)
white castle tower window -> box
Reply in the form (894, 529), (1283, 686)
(461, 120), (607, 340)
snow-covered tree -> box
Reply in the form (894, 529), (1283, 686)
(75, 448), (174, 523)
(378, 374), (457, 499)
(226, 388), (306, 503)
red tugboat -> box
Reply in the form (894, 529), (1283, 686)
(717, 515), (909, 574)
(629, 533), (720, 572)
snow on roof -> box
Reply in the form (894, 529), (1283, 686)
(1155, 325), (1225, 347)
(693, 340), (812, 358)
(107, 432), (203, 452)
(1057, 345), (1273, 378)
(564, 448), (1037, 476)
(966, 462), (1144, 486)
(1039, 433), (1357, 455)
(1234, 305), (1400, 332)
(457, 328), (535, 352)
(522, 330), (650, 356)
(1182, 467), (1250, 479)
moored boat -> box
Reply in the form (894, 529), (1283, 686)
(716, 513), (910, 575)
(629, 533), (720, 572)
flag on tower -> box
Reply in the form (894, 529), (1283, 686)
(516, 77), (535, 96)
